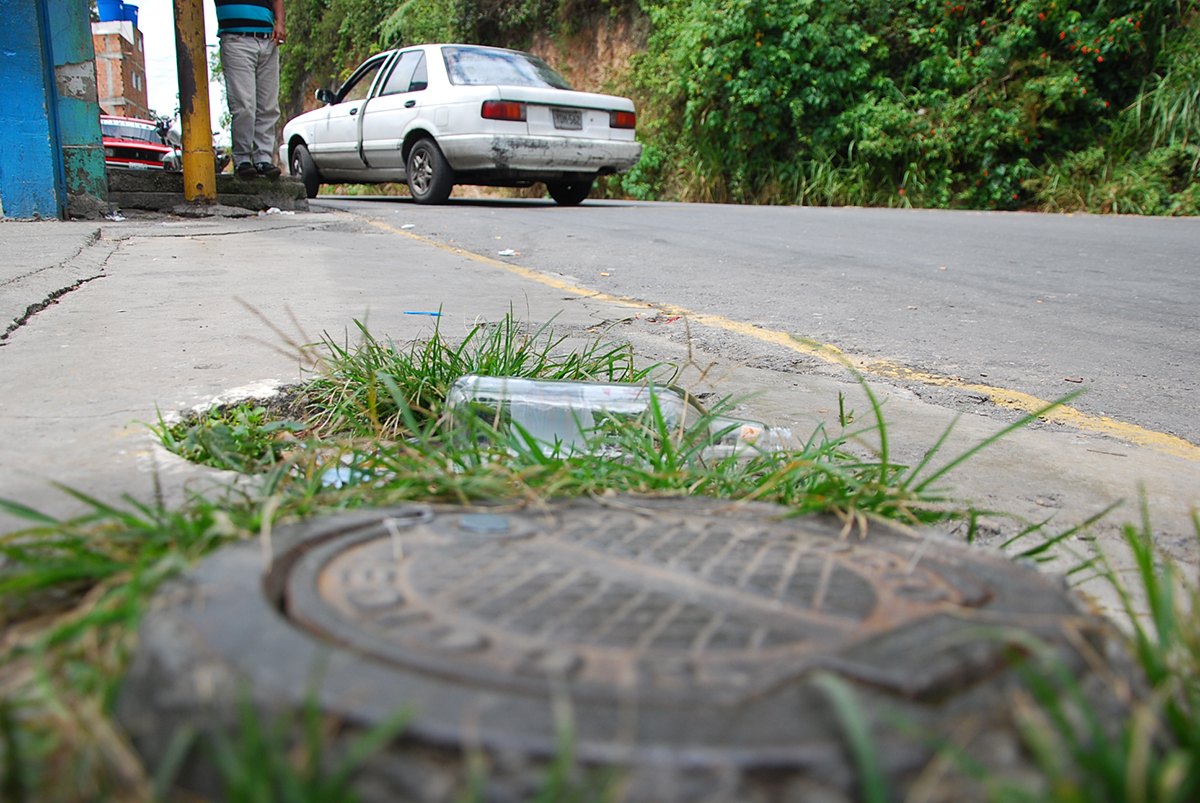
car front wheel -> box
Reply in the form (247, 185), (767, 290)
(406, 139), (454, 204)
(290, 143), (322, 199)
(546, 178), (594, 206)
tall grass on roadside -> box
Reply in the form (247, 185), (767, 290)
(152, 313), (659, 474)
(154, 313), (1081, 533)
(293, 386), (944, 524)
(305, 314), (659, 440)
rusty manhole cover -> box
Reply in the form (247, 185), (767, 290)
(120, 498), (1114, 800)
(289, 503), (1001, 704)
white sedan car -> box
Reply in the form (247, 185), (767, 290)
(279, 44), (642, 205)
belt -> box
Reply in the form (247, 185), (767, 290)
(221, 31), (273, 39)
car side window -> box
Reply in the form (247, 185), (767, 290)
(379, 51), (421, 97)
(337, 58), (386, 104)
(409, 53), (428, 92)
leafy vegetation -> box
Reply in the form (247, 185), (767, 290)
(154, 404), (306, 474)
(626, 0), (1200, 212)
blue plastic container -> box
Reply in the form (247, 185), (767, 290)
(96, 0), (123, 22)
(122, 3), (138, 27)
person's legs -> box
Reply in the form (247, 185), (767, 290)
(252, 43), (281, 166)
(219, 35), (258, 168)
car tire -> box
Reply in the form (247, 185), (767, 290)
(546, 178), (594, 206)
(406, 139), (455, 204)
(291, 143), (322, 199)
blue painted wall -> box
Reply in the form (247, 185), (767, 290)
(0, 0), (64, 218)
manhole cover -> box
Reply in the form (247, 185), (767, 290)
(289, 503), (998, 704)
(120, 497), (1116, 801)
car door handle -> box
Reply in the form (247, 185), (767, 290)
(404, 100), (416, 108)
(349, 107), (359, 115)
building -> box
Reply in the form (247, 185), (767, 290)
(92, 19), (149, 119)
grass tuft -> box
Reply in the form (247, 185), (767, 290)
(305, 313), (658, 440)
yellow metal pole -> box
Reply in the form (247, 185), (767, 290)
(172, 0), (216, 203)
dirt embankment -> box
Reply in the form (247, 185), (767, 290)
(529, 13), (649, 95)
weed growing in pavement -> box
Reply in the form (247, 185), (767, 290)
(153, 404), (306, 474)
(304, 313), (656, 440)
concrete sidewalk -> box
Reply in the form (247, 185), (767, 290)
(1, 209), (1196, 620)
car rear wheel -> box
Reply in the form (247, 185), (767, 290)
(291, 143), (322, 199)
(406, 139), (455, 204)
(546, 178), (594, 206)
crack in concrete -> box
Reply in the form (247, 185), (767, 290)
(0, 228), (101, 289)
(1, 230), (115, 346)
(1, 273), (108, 344)
(138, 222), (322, 239)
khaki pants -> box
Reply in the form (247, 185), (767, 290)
(219, 34), (280, 167)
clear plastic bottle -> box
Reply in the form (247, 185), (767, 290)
(445, 375), (795, 457)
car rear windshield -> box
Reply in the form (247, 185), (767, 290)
(101, 120), (165, 144)
(441, 46), (572, 90)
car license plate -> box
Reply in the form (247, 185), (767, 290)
(552, 108), (583, 130)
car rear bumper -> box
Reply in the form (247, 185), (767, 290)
(437, 134), (642, 175)
(105, 159), (163, 170)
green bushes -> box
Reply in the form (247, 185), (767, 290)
(626, 0), (1200, 211)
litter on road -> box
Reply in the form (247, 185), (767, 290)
(446, 375), (796, 458)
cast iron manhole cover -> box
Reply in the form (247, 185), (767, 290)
(120, 497), (1114, 800)
(288, 502), (999, 704)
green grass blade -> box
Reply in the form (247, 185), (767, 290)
(813, 672), (888, 803)
(0, 699), (28, 803)
(909, 392), (1081, 494)
(0, 499), (59, 525)
(153, 725), (197, 802)
(1005, 501), (1123, 559)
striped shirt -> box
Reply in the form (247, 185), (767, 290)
(215, 0), (275, 35)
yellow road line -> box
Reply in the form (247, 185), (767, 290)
(361, 214), (1200, 463)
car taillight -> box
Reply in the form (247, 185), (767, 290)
(481, 100), (526, 122)
(610, 110), (636, 129)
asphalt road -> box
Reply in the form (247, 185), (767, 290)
(313, 196), (1200, 446)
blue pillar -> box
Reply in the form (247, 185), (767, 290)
(46, 0), (108, 218)
(0, 0), (65, 219)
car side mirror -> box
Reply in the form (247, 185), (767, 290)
(316, 88), (335, 104)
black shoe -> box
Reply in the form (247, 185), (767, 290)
(256, 162), (282, 179)
(235, 161), (257, 179)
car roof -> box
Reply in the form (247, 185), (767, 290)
(380, 43), (541, 57)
